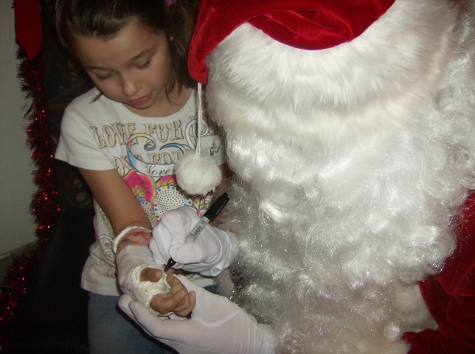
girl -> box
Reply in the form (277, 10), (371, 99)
(54, 0), (229, 353)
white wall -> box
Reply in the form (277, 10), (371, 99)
(0, 1), (38, 258)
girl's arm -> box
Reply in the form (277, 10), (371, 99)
(80, 163), (233, 233)
(79, 168), (151, 234)
(79, 168), (194, 316)
(80, 163), (233, 232)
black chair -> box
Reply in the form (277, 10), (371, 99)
(4, 208), (94, 354)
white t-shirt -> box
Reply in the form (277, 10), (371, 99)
(55, 87), (225, 295)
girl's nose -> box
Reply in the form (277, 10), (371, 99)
(121, 74), (139, 97)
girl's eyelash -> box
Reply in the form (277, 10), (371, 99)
(93, 60), (151, 81)
(137, 60), (152, 69)
(96, 73), (112, 81)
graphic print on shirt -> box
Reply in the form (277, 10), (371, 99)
(91, 114), (219, 269)
(97, 207), (116, 276)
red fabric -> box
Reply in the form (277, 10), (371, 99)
(404, 191), (475, 353)
(188, 0), (395, 84)
(14, 0), (43, 60)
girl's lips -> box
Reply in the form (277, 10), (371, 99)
(128, 93), (151, 106)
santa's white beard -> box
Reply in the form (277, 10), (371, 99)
(206, 0), (475, 352)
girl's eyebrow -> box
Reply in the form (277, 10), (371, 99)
(129, 47), (153, 62)
(128, 41), (160, 63)
(85, 47), (156, 71)
(84, 64), (110, 71)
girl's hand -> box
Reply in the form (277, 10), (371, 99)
(140, 269), (196, 317)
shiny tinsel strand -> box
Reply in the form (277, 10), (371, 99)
(0, 45), (60, 350)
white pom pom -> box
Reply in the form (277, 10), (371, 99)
(175, 150), (222, 195)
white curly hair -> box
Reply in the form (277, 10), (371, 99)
(206, 0), (475, 352)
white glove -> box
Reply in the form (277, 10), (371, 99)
(118, 275), (277, 354)
(149, 206), (238, 276)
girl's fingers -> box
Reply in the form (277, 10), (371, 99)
(174, 290), (196, 317)
(171, 289), (196, 316)
(140, 267), (163, 282)
(148, 275), (196, 316)
(150, 288), (187, 314)
(166, 273), (187, 292)
(150, 292), (179, 314)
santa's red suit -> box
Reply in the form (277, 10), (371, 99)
(404, 190), (475, 353)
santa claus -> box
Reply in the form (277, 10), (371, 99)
(119, 0), (475, 352)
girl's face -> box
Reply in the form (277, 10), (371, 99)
(73, 22), (173, 117)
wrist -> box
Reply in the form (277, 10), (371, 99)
(113, 226), (152, 253)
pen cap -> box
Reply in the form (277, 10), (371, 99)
(204, 193), (230, 221)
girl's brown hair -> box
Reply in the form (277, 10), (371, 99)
(55, 0), (197, 95)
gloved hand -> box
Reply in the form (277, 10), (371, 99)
(149, 206), (238, 276)
(118, 275), (277, 354)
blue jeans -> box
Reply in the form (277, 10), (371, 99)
(88, 292), (177, 354)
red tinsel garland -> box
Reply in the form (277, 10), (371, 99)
(0, 46), (60, 350)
